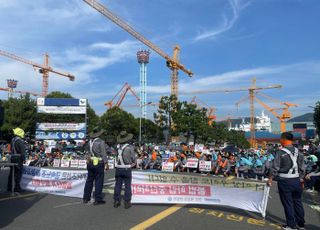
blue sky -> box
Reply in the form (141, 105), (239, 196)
(0, 0), (319, 122)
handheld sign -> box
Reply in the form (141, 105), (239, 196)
(186, 158), (199, 168)
(78, 160), (87, 169)
(70, 160), (79, 168)
(162, 162), (174, 172)
(60, 159), (70, 167)
(199, 161), (212, 172)
(53, 159), (61, 167)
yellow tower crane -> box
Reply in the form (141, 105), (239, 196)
(0, 49), (75, 96)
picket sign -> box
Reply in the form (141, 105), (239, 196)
(186, 158), (199, 168)
(60, 159), (70, 167)
(199, 161), (212, 172)
(53, 159), (61, 167)
(78, 160), (87, 169)
(70, 160), (79, 168)
(162, 162), (174, 172)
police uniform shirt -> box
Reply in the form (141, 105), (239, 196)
(271, 146), (305, 179)
(86, 138), (108, 163)
(119, 144), (136, 165)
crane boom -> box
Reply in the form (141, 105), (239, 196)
(185, 84), (282, 95)
(0, 49), (75, 96)
(254, 97), (281, 120)
(105, 82), (140, 108)
(82, 0), (193, 97)
(0, 87), (41, 97)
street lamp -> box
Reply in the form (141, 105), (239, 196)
(139, 102), (152, 146)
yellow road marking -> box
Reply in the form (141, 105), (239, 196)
(130, 204), (185, 230)
(0, 193), (38, 202)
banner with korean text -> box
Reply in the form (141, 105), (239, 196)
(21, 166), (87, 198)
(131, 171), (269, 217)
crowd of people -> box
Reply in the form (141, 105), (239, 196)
(1, 138), (320, 193)
(135, 143), (320, 192)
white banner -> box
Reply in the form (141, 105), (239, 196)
(199, 161), (212, 172)
(162, 162), (174, 172)
(36, 123), (86, 131)
(131, 171), (269, 217)
(37, 106), (86, 114)
(186, 158), (199, 168)
(21, 166), (87, 198)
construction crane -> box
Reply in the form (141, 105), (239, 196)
(190, 96), (216, 125)
(82, 0), (193, 98)
(0, 49), (75, 96)
(185, 78), (282, 147)
(237, 92), (298, 132)
(105, 82), (140, 108)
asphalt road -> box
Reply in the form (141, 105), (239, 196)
(0, 170), (319, 230)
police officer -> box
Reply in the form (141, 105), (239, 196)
(114, 131), (136, 209)
(7, 127), (26, 193)
(267, 132), (305, 230)
(83, 129), (108, 205)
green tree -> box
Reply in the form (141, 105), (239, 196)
(101, 107), (138, 139)
(1, 94), (36, 140)
(204, 123), (228, 145)
(86, 106), (100, 134)
(226, 130), (250, 148)
(314, 101), (320, 136)
(173, 101), (209, 144)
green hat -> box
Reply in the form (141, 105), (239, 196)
(117, 131), (133, 144)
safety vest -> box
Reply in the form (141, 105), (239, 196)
(89, 138), (102, 166)
(116, 144), (131, 168)
(279, 147), (299, 179)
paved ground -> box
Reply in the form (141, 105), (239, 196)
(0, 169), (319, 230)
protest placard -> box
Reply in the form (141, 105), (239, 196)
(70, 160), (79, 168)
(199, 161), (212, 172)
(186, 158), (199, 168)
(53, 159), (61, 167)
(162, 162), (174, 172)
(78, 160), (87, 169)
(60, 159), (70, 167)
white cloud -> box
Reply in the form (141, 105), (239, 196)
(194, 0), (251, 41)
